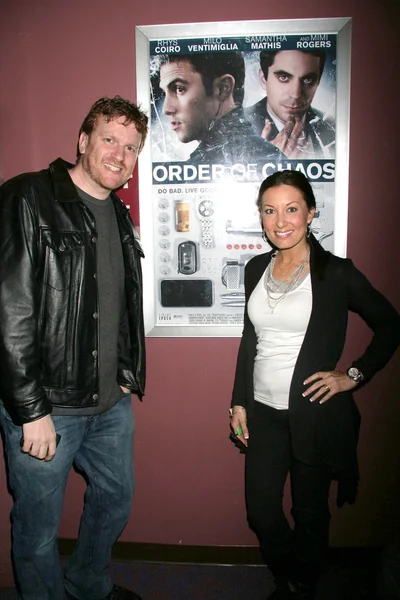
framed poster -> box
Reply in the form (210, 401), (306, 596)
(136, 17), (352, 337)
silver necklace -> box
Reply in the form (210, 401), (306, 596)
(264, 251), (310, 312)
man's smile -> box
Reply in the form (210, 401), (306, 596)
(104, 163), (122, 172)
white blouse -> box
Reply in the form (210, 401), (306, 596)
(248, 271), (312, 410)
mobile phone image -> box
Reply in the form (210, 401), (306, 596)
(160, 279), (214, 307)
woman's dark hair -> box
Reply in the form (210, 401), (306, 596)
(256, 170), (316, 214)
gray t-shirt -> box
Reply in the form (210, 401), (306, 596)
(52, 187), (126, 416)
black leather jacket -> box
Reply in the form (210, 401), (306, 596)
(0, 158), (146, 425)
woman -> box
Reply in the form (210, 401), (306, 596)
(230, 170), (400, 599)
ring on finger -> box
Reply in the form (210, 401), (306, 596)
(236, 426), (243, 436)
(325, 385), (331, 392)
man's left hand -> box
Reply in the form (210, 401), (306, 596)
(302, 370), (357, 404)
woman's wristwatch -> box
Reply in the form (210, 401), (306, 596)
(346, 366), (364, 384)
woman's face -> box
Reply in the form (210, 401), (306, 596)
(261, 184), (315, 252)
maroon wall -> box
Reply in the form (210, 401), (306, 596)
(1, 0), (399, 588)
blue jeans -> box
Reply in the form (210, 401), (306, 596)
(0, 395), (135, 600)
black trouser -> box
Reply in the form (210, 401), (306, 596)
(245, 402), (333, 583)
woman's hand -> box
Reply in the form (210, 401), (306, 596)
(230, 405), (249, 446)
(302, 370), (357, 404)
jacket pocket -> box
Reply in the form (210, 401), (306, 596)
(41, 229), (85, 291)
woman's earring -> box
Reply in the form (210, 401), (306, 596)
(262, 230), (269, 243)
(306, 223), (311, 238)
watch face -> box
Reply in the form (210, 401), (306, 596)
(348, 367), (362, 381)
(348, 367), (358, 377)
(198, 199), (214, 218)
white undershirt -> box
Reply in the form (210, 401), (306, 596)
(248, 271), (312, 410)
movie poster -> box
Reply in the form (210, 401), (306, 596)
(136, 20), (351, 336)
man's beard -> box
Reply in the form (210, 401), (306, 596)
(82, 154), (126, 191)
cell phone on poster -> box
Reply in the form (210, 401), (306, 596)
(160, 279), (214, 307)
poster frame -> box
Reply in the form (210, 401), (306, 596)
(136, 17), (352, 337)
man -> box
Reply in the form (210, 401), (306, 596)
(245, 50), (335, 159)
(0, 96), (148, 600)
(159, 52), (280, 165)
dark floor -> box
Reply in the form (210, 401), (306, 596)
(0, 556), (389, 599)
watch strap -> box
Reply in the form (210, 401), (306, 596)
(199, 217), (214, 248)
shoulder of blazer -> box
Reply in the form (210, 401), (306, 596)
(246, 251), (273, 270)
(244, 238), (350, 286)
(309, 234), (351, 281)
(244, 251), (273, 299)
(245, 251), (273, 279)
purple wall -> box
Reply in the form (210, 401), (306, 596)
(1, 0), (399, 587)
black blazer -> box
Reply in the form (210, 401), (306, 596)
(232, 236), (400, 476)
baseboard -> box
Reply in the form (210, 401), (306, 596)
(57, 539), (380, 566)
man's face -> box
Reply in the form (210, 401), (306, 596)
(160, 60), (219, 143)
(78, 116), (142, 194)
(263, 51), (321, 123)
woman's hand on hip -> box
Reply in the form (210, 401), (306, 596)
(230, 405), (249, 446)
(302, 370), (357, 404)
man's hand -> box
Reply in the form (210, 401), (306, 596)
(261, 116), (310, 158)
(21, 415), (57, 461)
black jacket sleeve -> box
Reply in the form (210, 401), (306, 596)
(346, 259), (400, 382)
(231, 325), (249, 409)
(230, 257), (261, 409)
(0, 180), (52, 424)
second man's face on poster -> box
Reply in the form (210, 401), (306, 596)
(262, 50), (321, 124)
(160, 60), (219, 144)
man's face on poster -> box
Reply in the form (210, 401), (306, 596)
(160, 59), (219, 144)
(262, 50), (321, 124)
